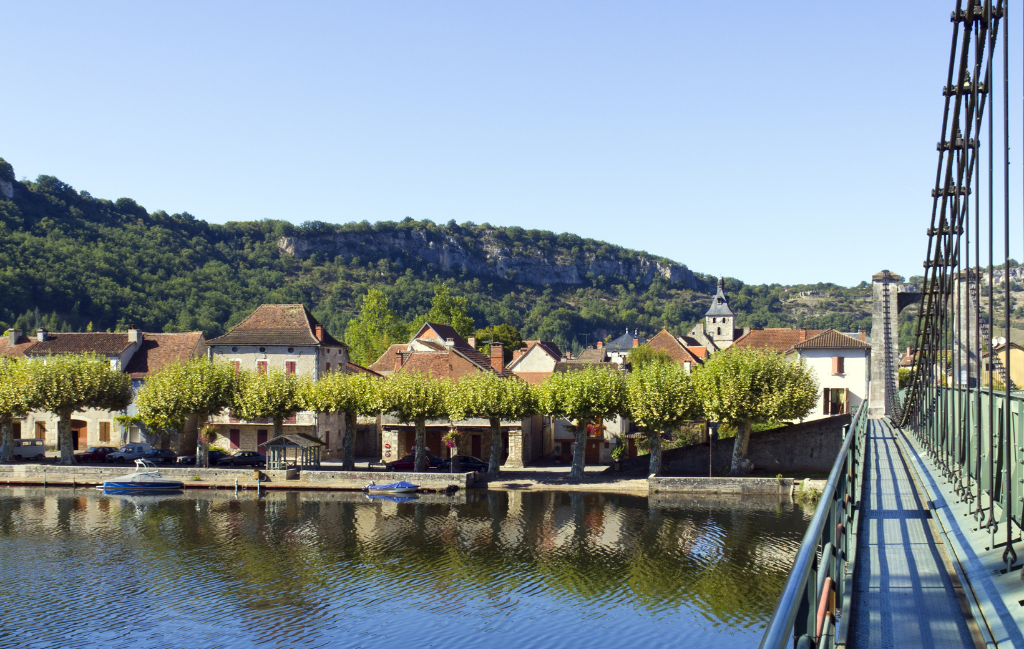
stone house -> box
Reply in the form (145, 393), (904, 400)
(980, 342), (1024, 388)
(206, 304), (350, 457)
(7, 327), (205, 451)
(784, 329), (871, 421)
(368, 322), (543, 468)
(544, 361), (629, 466)
(683, 277), (747, 353)
(505, 339), (563, 386)
(644, 329), (703, 373)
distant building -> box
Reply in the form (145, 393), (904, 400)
(506, 340), (563, 386)
(684, 278), (745, 353)
(785, 329), (871, 421)
(644, 329), (703, 374)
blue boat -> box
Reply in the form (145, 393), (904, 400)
(365, 493), (419, 504)
(103, 459), (184, 493)
(363, 480), (419, 494)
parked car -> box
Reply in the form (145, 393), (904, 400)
(387, 452), (444, 471)
(177, 450), (228, 466)
(75, 446), (118, 463)
(105, 443), (152, 463)
(440, 455), (489, 472)
(217, 451), (266, 468)
(12, 439), (46, 461)
(142, 448), (178, 465)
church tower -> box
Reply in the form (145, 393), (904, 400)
(705, 277), (736, 348)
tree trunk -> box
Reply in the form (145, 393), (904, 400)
(0, 415), (12, 463)
(58, 412), (74, 465)
(648, 430), (662, 476)
(197, 413), (208, 469)
(414, 418), (427, 472)
(729, 420), (754, 475)
(569, 424), (586, 479)
(342, 411), (356, 471)
(487, 417), (502, 478)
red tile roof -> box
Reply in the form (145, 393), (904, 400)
(791, 329), (872, 351)
(368, 343), (408, 375)
(346, 361), (382, 377)
(24, 332), (133, 356)
(731, 329), (824, 354)
(686, 346), (707, 359)
(0, 332), (34, 359)
(646, 329), (703, 366)
(208, 304), (345, 347)
(125, 333), (206, 379)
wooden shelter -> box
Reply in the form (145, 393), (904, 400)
(259, 433), (322, 470)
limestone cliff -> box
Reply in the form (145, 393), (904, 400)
(278, 224), (700, 289)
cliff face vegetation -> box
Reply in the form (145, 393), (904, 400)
(0, 157), (882, 353)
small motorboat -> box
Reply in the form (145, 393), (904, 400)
(363, 480), (419, 494)
(365, 493), (419, 504)
(103, 459), (184, 493)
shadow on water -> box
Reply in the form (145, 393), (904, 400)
(0, 487), (811, 649)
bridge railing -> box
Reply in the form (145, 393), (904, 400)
(759, 403), (868, 649)
(906, 385), (1024, 566)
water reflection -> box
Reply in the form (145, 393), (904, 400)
(0, 488), (810, 649)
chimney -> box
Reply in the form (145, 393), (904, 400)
(632, 336), (639, 348)
(314, 325), (324, 342)
(394, 349), (404, 372)
(490, 343), (503, 372)
(907, 346), (912, 355)
(512, 350), (524, 363)
(468, 336), (476, 349)
(798, 330), (807, 343)
(859, 330), (866, 342)
(36, 328), (47, 342)
(127, 324), (140, 344)
(6, 328), (19, 346)
(445, 337), (455, 348)
(597, 341), (603, 349)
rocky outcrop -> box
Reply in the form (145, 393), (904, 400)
(278, 227), (699, 288)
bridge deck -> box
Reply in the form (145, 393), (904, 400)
(848, 418), (976, 647)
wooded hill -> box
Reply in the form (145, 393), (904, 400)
(0, 157), (881, 354)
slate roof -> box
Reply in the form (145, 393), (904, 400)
(24, 332), (133, 356)
(791, 329), (872, 351)
(705, 278), (736, 317)
(208, 304), (345, 347)
(604, 330), (646, 352)
(0, 332), (34, 359)
(124, 332), (206, 379)
(731, 329), (824, 353)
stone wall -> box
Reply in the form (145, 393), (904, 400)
(618, 414), (850, 476)
(649, 476), (794, 495)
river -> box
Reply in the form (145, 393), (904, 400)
(0, 487), (811, 648)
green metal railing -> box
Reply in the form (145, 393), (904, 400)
(759, 405), (869, 649)
(905, 385), (1024, 567)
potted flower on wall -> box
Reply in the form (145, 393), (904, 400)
(442, 427), (462, 473)
(611, 437), (627, 471)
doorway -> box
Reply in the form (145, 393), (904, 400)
(71, 420), (87, 451)
(585, 439), (601, 464)
(471, 435), (482, 459)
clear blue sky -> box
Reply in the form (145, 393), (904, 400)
(1, 1), (1020, 287)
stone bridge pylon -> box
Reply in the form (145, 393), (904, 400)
(868, 270), (921, 417)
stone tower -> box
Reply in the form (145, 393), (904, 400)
(706, 277), (736, 348)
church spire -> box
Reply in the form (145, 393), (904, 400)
(705, 277), (735, 317)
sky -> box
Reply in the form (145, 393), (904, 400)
(1, 1), (1020, 287)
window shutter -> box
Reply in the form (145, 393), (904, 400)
(837, 356), (844, 374)
(823, 388), (830, 415)
(325, 362), (331, 374)
(844, 388), (851, 415)
(257, 361), (268, 375)
(286, 361), (297, 375)
(232, 360), (240, 376)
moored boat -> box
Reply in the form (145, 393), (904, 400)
(103, 459), (184, 493)
(363, 480), (419, 494)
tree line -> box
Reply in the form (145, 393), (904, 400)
(0, 347), (819, 478)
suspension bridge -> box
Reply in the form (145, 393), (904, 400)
(760, 2), (1020, 647)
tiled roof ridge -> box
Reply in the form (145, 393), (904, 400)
(792, 329), (872, 350)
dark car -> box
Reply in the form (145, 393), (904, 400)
(387, 452), (444, 471)
(218, 451), (266, 468)
(441, 455), (489, 472)
(178, 450), (228, 466)
(75, 446), (118, 464)
(143, 448), (178, 464)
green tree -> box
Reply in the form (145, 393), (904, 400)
(625, 345), (674, 370)
(446, 372), (535, 477)
(420, 284), (475, 339)
(474, 324), (523, 364)
(385, 371), (450, 472)
(0, 359), (40, 463)
(691, 347), (818, 475)
(625, 362), (701, 476)
(33, 353), (133, 465)
(536, 366), (625, 479)
(134, 358), (237, 467)
(304, 371), (388, 470)
(233, 368), (311, 444)
(345, 289), (408, 366)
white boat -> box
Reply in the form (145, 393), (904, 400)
(103, 459), (184, 493)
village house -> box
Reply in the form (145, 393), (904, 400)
(3, 326), (206, 451)
(205, 304), (351, 458)
(505, 339), (563, 385)
(784, 329), (872, 420)
(644, 329), (704, 373)
(368, 322), (544, 468)
(981, 342), (1024, 388)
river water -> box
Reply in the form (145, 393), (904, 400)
(0, 487), (811, 648)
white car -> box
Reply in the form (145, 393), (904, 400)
(12, 438), (45, 461)
(105, 443), (152, 463)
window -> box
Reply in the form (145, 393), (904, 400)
(257, 360), (268, 375)
(717, 327), (721, 335)
(232, 360), (241, 376)
(285, 361), (296, 375)
(229, 429), (240, 449)
(99, 421), (111, 443)
(12, 423), (21, 440)
(325, 362), (331, 374)
(832, 356), (845, 374)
